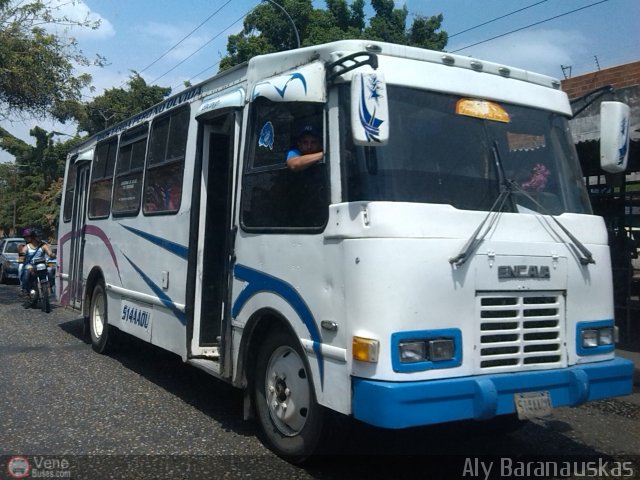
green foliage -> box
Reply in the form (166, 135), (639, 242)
(0, 71), (171, 234)
(0, 0), (447, 238)
(0, 0), (104, 123)
(219, 0), (447, 71)
(0, 0), (103, 236)
(0, 127), (78, 236)
(407, 13), (447, 50)
(77, 72), (172, 136)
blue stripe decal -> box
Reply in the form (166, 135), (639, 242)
(122, 253), (186, 325)
(120, 224), (188, 260)
(232, 264), (324, 387)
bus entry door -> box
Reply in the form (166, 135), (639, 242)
(67, 160), (91, 309)
(190, 111), (238, 366)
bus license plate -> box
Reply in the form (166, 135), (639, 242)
(514, 391), (552, 419)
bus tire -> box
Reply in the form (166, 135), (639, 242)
(90, 281), (112, 354)
(253, 328), (326, 463)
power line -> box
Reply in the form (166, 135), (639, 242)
(451, 0), (609, 53)
(137, 0), (234, 76)
(178, 62), (222, 91)
(150, 8), (253, 85)
(448, 0), (549, 38)
(82, 0), (237, 102)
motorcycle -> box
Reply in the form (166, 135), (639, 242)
(23, 257), (52, 313)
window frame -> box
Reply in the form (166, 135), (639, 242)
(88, 137), (118, 220)
(62, 155), (78, 223)
(142, 105), (190, 216)
(112, 126), (148, 217)
(240, 98), (330, 233)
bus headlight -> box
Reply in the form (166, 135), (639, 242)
(581, 327), (614, 348)
(598, 327), (614, 346)
(429, 339), (455, 361)
(399, 341), (427, 363)
(398, 338), (456, 363)
(391, 329), (461, 372)
(581, 329), (599, 348)
(577, 322), (616, 355)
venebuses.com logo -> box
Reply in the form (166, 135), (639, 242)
(6, 456), (30, 479)
(5, 455), (72, 479)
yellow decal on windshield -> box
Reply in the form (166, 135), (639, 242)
(456, 99), (510, 123)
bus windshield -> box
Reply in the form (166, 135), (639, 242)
(340, 85), (592, 215)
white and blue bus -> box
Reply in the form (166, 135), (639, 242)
(58, 40), (634, 460)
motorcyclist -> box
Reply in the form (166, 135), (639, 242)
(19, 228), (55, 296)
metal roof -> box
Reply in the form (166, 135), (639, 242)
(569, 84), (640, 143)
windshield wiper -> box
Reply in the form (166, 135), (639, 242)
(449, 142), (511, 267)
(507, 180), (595, 265)
(449, 188), (511, 267)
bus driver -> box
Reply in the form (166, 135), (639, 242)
(286, 125), (324, 171)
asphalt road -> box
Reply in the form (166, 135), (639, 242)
(1, 282), (639, 479)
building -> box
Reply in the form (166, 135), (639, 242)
(562, 61), (640, 344)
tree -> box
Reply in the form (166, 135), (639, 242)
(0, 70), (171, 235)
(0, 0), (105, 124)
(0, 126), (77, 236)
(219, 0), (447, 71)
(76, 72), (172, 136)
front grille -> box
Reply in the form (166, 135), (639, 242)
(477, 292), (564, 370)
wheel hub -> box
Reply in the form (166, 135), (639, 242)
(265, 346), (311, 436)
(274, 377), (288, 403)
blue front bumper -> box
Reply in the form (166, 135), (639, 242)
(352, 358), (634, 429)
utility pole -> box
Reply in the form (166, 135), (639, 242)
(10, 163), (28, 236)
(11, 165), (18, 235)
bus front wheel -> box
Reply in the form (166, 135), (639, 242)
(90, 281), (112, 354)
(253, 328), (326, 462)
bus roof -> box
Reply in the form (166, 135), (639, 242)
(247, 39), (562, 91)
(70, 39), (563, 154)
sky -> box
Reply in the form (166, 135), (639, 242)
(1, 0), (638, 162)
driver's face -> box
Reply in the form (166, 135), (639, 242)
(298, 134), (321, 154)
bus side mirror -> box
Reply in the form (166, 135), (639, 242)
(600, 101), (630, 173)
(351, 72), (389, 146)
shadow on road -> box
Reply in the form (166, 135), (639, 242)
(0, 286), (636, 479)
(0, 281), (61, 312)
(58, 317), (254, 438)
(3, 282), (635, 479)
(52, 314), (622, 479)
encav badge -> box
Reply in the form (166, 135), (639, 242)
(6, 456), (30, 479)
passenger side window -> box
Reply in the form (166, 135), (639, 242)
(88, 139), (117, 219)
(63, 158), (77, 223)
(113, 127), (147, 216)
(241, 98), (328, 232)
(143, 107), (190, 215)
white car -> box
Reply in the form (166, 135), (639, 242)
(0, 237), (24, 284)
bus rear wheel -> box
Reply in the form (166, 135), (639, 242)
(253, 328), (326, 462)
(90, 281), (112, 354)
